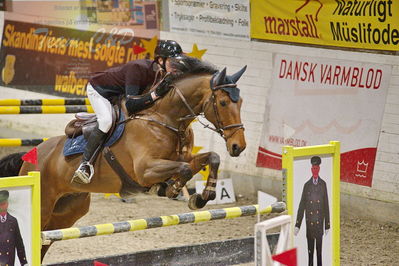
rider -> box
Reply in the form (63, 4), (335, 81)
(72, 40), (184, 184)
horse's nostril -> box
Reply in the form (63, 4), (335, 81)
(232, 144), (240, 153)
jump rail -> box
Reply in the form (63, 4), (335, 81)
(0, 98), (90, 106)
(41, 202), (286, 245)
(0, 138), (48, 147)
(0, 105), (93, 114)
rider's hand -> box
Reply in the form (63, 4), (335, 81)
(155, 84), (170, 97)
(294, 227), (300, 236)
(155, 78), (172, 97)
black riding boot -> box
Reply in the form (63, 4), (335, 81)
(72, 128), (107, 184)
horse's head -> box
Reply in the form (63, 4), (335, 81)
(156, 57), (246, 157)
(202, 66), (247, 157)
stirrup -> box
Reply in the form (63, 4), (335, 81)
(72, 162), (94, 184)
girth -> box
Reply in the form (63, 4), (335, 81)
(103, 147), (148, 197)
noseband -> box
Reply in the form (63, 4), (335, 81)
(175, 83), (244, 140)
(123, 80), (244, 160)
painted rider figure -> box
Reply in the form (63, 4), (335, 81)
(295, 156), (330, 266)
(0, 190), (28, 266)
(72, 40), (184, 184)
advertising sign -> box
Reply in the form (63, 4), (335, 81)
(256, 53), (391, 186)
(169, 0), (250, 40)
(0, 1), (159, 97)
(251, 0), (399, 51)
(1, 19), (157, 97)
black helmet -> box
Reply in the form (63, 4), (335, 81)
(155, 40), (183, 59)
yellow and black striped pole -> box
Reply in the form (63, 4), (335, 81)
(0, 98), (90, 106)
(0, 105), (93, 114)
(41, 202), (286, 245)
(0, 138), (48, 147)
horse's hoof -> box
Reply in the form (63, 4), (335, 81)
(188, 193), (207, 210)
(148, 183), (167, 197)
(202, 190), (216, 201)
(165, 183), (181, 199)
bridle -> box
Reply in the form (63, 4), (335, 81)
(174, 83), (244, 141)
(122, 75), (244, 158)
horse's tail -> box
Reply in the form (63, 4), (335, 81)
(0, 152), (25, 177)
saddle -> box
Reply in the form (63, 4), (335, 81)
(64, 104), (147, 197)
(64, 106), (119, 140)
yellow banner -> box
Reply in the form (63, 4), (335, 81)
(251, 0), (399, 51)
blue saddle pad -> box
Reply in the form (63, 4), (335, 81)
(63, 113), (125, 157)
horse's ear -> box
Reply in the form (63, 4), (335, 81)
(230, 65), (247, 83)
(213, 67), (227, 87)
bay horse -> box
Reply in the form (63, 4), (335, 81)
(0, 58), (247, 259)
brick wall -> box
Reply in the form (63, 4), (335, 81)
(161, 31), (399, 206)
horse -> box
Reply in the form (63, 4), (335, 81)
(295, 0), (323, 21)
(0, 58), (247, 259)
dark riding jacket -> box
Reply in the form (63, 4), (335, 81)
(296, 177), (330, 238)
(89, 59), (159, 113)
(0, 213), (28, 266)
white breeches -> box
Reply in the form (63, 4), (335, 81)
(87, 83), (113, 133)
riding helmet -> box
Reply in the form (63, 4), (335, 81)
(155, 40), (183, 59)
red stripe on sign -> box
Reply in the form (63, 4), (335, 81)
(256, 147), (282, 170)
(256, 146), (376, 187)
(259, 146), (282, 158)
(341, 147), (377, 187)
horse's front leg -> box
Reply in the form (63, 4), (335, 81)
(143, 159), (193, 199)
(186, 152), (220, 210)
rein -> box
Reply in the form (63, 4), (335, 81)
(175, 84), (244, 140)
(206, 84), (244, 140)
(118, 80), (244, 158)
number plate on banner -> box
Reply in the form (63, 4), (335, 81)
(195, 179), (236, 205)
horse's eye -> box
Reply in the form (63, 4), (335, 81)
(220, 100), (227, 107)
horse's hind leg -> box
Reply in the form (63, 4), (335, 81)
(146, 152), (220, 209)
(41, 193), (91, 261)
(142, 159), (193, 199)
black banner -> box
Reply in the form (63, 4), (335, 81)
(0, 20), (157, 97)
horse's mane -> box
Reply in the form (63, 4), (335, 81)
(167, 55), (218, 84)
(143, 56), (218, 114)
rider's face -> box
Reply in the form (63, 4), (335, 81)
(158, 58), (174, 73)
(0, 201), (8, 214)
(311, 165), (320, 178)
(164, 58), (174, 73)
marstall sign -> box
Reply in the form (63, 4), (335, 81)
(251, 0), (399, 51)
(256, 53), (391, 187)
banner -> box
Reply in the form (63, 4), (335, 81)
(169, 0), (250, 40)
(251, 0), (399, 51)
(256, 53), (391, 187)
(0, 0), (5, 11)
(0, 19), (158, 97)
(7, 1), (158, 33)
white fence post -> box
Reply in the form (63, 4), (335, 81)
(255, 215), (292, 266)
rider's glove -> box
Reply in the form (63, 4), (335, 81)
(155, 75), (174, 97)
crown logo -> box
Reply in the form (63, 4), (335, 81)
(356, 160), (368, 173)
